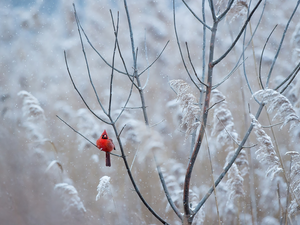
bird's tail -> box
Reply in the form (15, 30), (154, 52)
(106, 152), (111, 167)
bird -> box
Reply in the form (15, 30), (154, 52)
(96, 130), (115, 167)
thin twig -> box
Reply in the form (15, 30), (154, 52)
(212, 0), (262, 66)
(117, 124), (126, 139)
(216, 115), (257, 149)
(275, 61), (300, 91)
(266, 0), (300, 88)
(64, 51), (110, 124)
(280, 64), (300, 94)
(173, 0), (202, 92)
(56, 115), (121, 158)
(204, 129), (221, 225)
(181, 0), (212, 30)
(150, 119), (166, 128)
(108, 11), (119, 116)
(138, 41), (170, 77)
(142, 30), (150, 90)
(154, 153), (183, 221)
(185, 42), (208, 88)
(193, 104), (265, 215)
(261, 122), (284, 128)
(212, 58), (247, 89)
(74, 4), (129, 76)
(241, 0), (266, 102)
(74, 5), (110, 116)
(216, 0), (235, 21)
(258, 25), (278, 90)
(206, 99), (225, 112)
(207, 0), (217, 22)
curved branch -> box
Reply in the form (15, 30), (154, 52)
(173, 0), (202, 92)
(156, 159), (183, 221)
(212, 0), (262, 66)
(138, 41), (169, 77)
(275, 61), (300, 91)
(73, 4), (130, 77)
(212, 58), (246, 89)
(64, 51), (110, 124)
(217, 0), (234, 21)
(265, 0), (300, 88)
(208, 0), (217, 22)
(185, 42), (208, 88)
(181, 0), (212, 30)
(73, 5), (108, 115)
(193, 104), (264, 215)
(259, 25), (278, 90)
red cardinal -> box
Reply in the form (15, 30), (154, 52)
(96, 130), (115, 167)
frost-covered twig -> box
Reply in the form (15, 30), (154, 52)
(250, 114), (283, 180)
(253, 89), (300, 130)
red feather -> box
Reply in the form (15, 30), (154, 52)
(96, 130), (115, 167)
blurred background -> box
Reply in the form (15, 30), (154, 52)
(1, 0), (300, 224)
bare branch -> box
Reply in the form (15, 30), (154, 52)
(266, 1), (300, 88)
(212, 58), (246, 89)
(212, 0), (262, 66)
(216, 0), (235, 21)
(208, 0), (217, 22)
(73, 5), (108, 115)
(173, 0), (202, 92)
(73, 4), (129, 77)
(193, 104), (265, 215)
(138, 41), (170, 77)
(64, 51), (110, 124)
(56, 115), (121, 158)
(275, 61), (300, 91)
(259, 25), (278, 90)
(181, 0), (212, 30)
(185, 42), (208, 88)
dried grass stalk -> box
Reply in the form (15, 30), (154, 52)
(169, 79), (201, 141)
(96, 176), (112, 201)
(253, 89), (300, 130)
(54, 183), (86, 214)
(286, 151), (300, 216)
(250, 114), (283, 180)
(211, 89), (238, 145)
